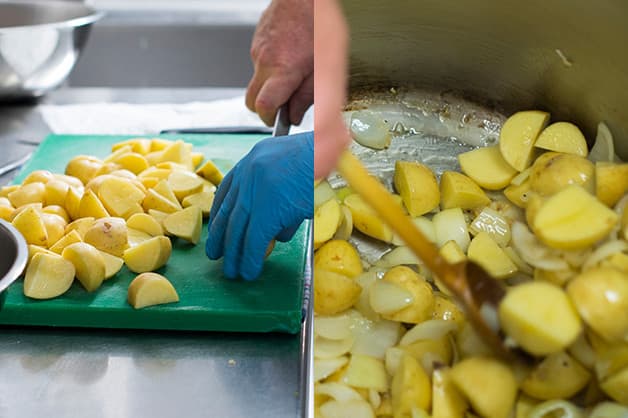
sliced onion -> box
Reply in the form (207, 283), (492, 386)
(582, 239), (628, 271)
(511, 222), (570, 271)
(433, 207), (471, 252)
(527, 400), (584, 418)
(314, 356), (349, 382)
(369, 279), (414, 315)
(393, 217), (437, 245)
(399, 319), (458, 346)
(469, 207), (511, 247)
(589, 402), (628, 418)
(384, 346), (404, 376)
(315, 382), (363, 402)
(333, 205), (353, 241)
(314, 335), (354, 359)
(315, 180), (336, 209)
(319, 399), (375, 418)
(349, 312), (403, 359)
(588, 122), (615, 163)
(354, 270), (383, 321)
(350, 110), (391, 150)
(315, 314), (354, 340)
(561, 248), (592, 269)
(375, 246), (422, 268)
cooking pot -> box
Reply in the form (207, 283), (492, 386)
(341, 0), (628, 159)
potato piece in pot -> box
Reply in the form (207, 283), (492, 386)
(450, 356), (517, 418)
(314, 240), (363, 279)
(458, 145), (518, 190)
(439, 171), (490, 210)
(567, 266), (628, 343)
(380, 266), (434, 324)
(391, 353), (431, 414)
(521, 351), (591, 399)
(595, 162), (628, 207)
(499, 110), (549, 172)
(314, 269), (361, 315)
(344, 194), (393, 243)
(498, 281), (582, 356)
(467, 232), (518, 279)
(534, 122), (588, 157)
(600, 367), (628, 405)
(432, 367), (468, 418)
(529, 152), (594, 197)
(393, 161), (440, 216)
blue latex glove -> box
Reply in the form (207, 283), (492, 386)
(205, 131), (314, 280)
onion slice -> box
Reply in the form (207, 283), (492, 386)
(369, 279), (414, 314)
(315, 314), (354, 340)
(375, 246), (422, 268)
(582, 239), (628, 271)
(588, 122), (615, 163)
(511, 222), (570, 271)
(399, 319), (458, 346)
(314, 356), (349, 382)
(314, 335), (354, 359)
(315, 382), (363, 402)
(350, 110), (391, 150)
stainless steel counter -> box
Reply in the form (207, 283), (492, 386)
(0, 88), (309, 418)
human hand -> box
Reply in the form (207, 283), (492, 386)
(205, 132), (314, 280)
(314, 0), (351, 179)
(246, 0), (314, 127)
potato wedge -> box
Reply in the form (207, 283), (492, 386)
(8, 182), (46, 208)
(391, 353), (431, 414)
(44, 179), (70, 207)
(78, 189), (110, 219)
(458, 146), (518, 190)
(313, 269), (361, 315)
(142, 189), (182, 213)
(195, 159), (223, 185)
(167, 171), (204, 201)
(23, 253), (75, 299)
(12, 206), (47, 246)
(595, 162), (628, 207)
(499, 110), (549, 171)
(163, 205), (202, 244)
(314, 198), (343, 248)
(126, 213), (163, 237)
(123, 235), (172, 273)
(344, 194), (393, 243)
(521, 351), (591, 399)
(181, 190), (214, 217)
(467, 232), (517, 279)
(62, 242), (106, 292)
(83, 217), (128, 257)
(49, 230), (83, 254)
(97, 176), (145, 218)
(432, 368), (467, 418)
(128, 272), (179, 309)
(345, 353), (389, 392)
(393, 161), (440, 216)
(314, 240), (363, 278)
(535, 122), (588, 157)
(439, 171), (490, 210)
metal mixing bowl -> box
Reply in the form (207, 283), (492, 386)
(0, 219), (27, 292)
(0, 0), (103, 100)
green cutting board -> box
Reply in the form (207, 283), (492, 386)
(0, 134), (309, 334)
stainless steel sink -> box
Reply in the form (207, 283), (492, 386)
(67, 12), (256, 88)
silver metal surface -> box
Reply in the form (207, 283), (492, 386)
(273, 105), (291, 137)
(342, 0), (628, 159)
(0, 87), (307, 418)
(0, 219), (27, 292)
(0, 1), (102, 99)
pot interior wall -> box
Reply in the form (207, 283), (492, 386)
(342, 0), (628, 159)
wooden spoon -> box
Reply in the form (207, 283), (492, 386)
(337, 151), (532, 363)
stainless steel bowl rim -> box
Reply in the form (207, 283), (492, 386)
(0, 1), (103, 33)
(0, 219), (27, 289)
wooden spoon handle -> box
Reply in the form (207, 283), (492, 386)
(337, 151), (457, 281)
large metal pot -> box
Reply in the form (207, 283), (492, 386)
(342, 0), (628, 159)
(0, 1), (102, 100)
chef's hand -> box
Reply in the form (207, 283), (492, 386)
(205, 132), (314, 280)
(246, 0), (314, 127)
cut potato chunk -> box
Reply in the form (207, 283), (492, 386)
(167, 171), (204, 201)
(439, 240), (466, 264)
(27, 245), (56, 265)
(529, 152), (595, 197)
(595, 162), (628, 207)
(499, 110), (549, 171)
(391, 353), (431, 414)
(126, 213), (163, 237)
(450, 357), (517, 418)
(44, 179), (70, 207)
(78, 189), (110, 219)
(142, 189), (182, 214)
(163, 205), (202, 244)
(439, 171), (490, 210)
(49, 230), (83, 254)
(314, 269), (361, 315)
(432, 368), (467, 418)
(64, 186), (83, 220)
(41, 213), (66, 248)
(152, 179), (179, 204)
(344, 354), (388, 392)
(567, 267), (628, 342)
(600, 367), (628, 404)
(65, 217), (94, 238)
(65, 155), (103, 184)
(458, 146), (518, 190)
(99, 251), (124, 279)
(112, 138), (152, 155)
(114, 152), (149, 175)
(503, 179), (532, 208)
(23, 253), (75, 299)
(533, 185), (618, 250)
(127, 272), (179, 309)
(158, 140), (193, 169)
(521, 351), (591, 399)
(195, 159), (223, 185)
(467, 232), (517, 279)
(8, 182), (46, 208)
(62, 242), (106, 292)
(123, 235), (172, 273)
(12, 206), (47, 246)
(182, 190), (214, 217)
(127, 228), (152, 247)
(314, 198), (343, 248)
(535, 122), (588, 157)
(381, 266), (434, 324)
(314, 240), (363, 279)
(499, 281), (582, 355)
(393, 161), (440, 216)
(344, 194), (394, 243)
(83, 217), (128, 257)
(22, 170), (54, 185)
(97, 176), (145, 218)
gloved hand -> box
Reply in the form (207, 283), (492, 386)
(205, 131), (314, 280)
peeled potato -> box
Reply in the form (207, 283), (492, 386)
(181, 190), (214, 217)
(167, 171), (204, 201)
(450, 357), (517, 418)
(521, 351), (591, 399)
(142, 189), (182, 214)
(62, 242), (106, 292)
(534, 121), (588, 157)
(23, 253), (75, 299)
(533, 185), (618, 250)
(123, 235), (172, 273)
(393, 161), (440, 216)
(78, 189), (110, 219)
(12, 206), (47, 246)
(499, 110), (549, 171)
(8, 182), (46, 208)
(458, 146), (518, 190)
(439, 171), (490, 210)
(49, 230), (83, 254)
(195, 159), (223, 185)
(595, 162), (628, 207)
(314, 239), (363, 278)
(83, 217), (128, 257)
(98, 250), (124, 279)
(97, 176), (146, 218)
(467, 232), (517, 279)
(163, 205), (202, 244)
(314, 198), (343, 248)
(126, 213), (163, 236)
(439, 240), (466, 264)
(499, 281), (582, 355)
(128, 272), (179, 309)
